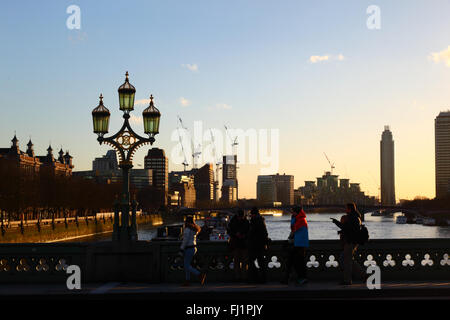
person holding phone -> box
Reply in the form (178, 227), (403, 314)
(331, 203), (365, 285)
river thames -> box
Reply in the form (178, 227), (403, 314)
(132, 212), (450, 241)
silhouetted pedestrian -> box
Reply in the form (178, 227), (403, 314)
(283, 206), (309, 285)
(179, 216), (206, 286)
(331, 203), (366, 285)
(227, 209), (250, 282)
(247, 207), (270, 284)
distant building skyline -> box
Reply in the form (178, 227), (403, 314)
(381, 126), (396, 205)
(93, 150), (118, 172)
(168, 171), (196, 207)
(0, 135), (74, 176)
(145, 148), (169, 205)
(73, 149), (152, 190)
(70, 111), (450, 205)
(257, 173), (294, 206)
(169, 163), (214, 207)
(256, 175), (276, 204)
(435, 112), (450, 198)
(221, 155), (238, 203)
(192, 163), (215, 205)
(297, 171), (376, 206)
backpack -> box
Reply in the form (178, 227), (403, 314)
(357, 224), (369, 245)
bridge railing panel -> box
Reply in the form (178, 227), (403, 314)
(0, 239), (448, 283)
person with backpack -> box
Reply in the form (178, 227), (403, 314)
(227, 209), (250, 282)
(282, 206), (309, 285)
(247, 207), (270, 284)
(179, 216), (207, 287)
(331, 203), (367, 285)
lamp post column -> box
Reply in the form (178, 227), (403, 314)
(120, 163), (132, 241)
(112, 196), (120, 241)
(130, 197), (138, 241)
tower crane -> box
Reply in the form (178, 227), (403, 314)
(323, 152), (335, 174)
(224, 125), (239, 200)
(177, 116), (201, 169)
(224, 125), (239, 156)
(209, 129), (222, 202)
(176, 117), (189, 171)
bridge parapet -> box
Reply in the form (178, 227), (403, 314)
(161, 238), (450, 282)
(0, 239), (449, 283)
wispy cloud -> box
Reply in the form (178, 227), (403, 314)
(134, 98), (151, 106)
(429, 46), (450, 67)
(309, 54), (345, 63)
(181, 63), (199, 72)
(179, 97), (191, 107)
(310, 55), (330, 63)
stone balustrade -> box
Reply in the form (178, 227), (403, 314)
(0, 239), (449, 284)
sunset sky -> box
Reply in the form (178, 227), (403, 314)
(1, 0), (450, 201)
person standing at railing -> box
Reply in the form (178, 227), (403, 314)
(331, 203), (366, 285)
(283, 206), (309, 285)
(227, 209), (250, 282)
(247, 207), (270, 284)
(179, 216), (207, 287)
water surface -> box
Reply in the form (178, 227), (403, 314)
(74, 212), (450, 242)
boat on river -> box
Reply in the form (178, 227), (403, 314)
(423, 217), (436, 226)
(201, 215), (230, 241)
(372, 210), (393, 217)
(396, 215), (407, 224)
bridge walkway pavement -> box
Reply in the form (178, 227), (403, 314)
(1, 280), (449, 300)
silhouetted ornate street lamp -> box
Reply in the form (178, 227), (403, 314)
(91, 72), (161, 241)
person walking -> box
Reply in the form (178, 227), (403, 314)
(331, 203), (366, 285)
(227, 209), (250, 282)
(283, 206), (309, 285)
(247, 207), (270, 284)
(179, 216), (206, 286)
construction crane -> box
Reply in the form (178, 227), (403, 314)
(224, 125), (239, 156)
(177, 116), (201, 169)
(209, 129), (222, 202)
(176, 118), (189, 171)
(323, 152), (335, 174)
